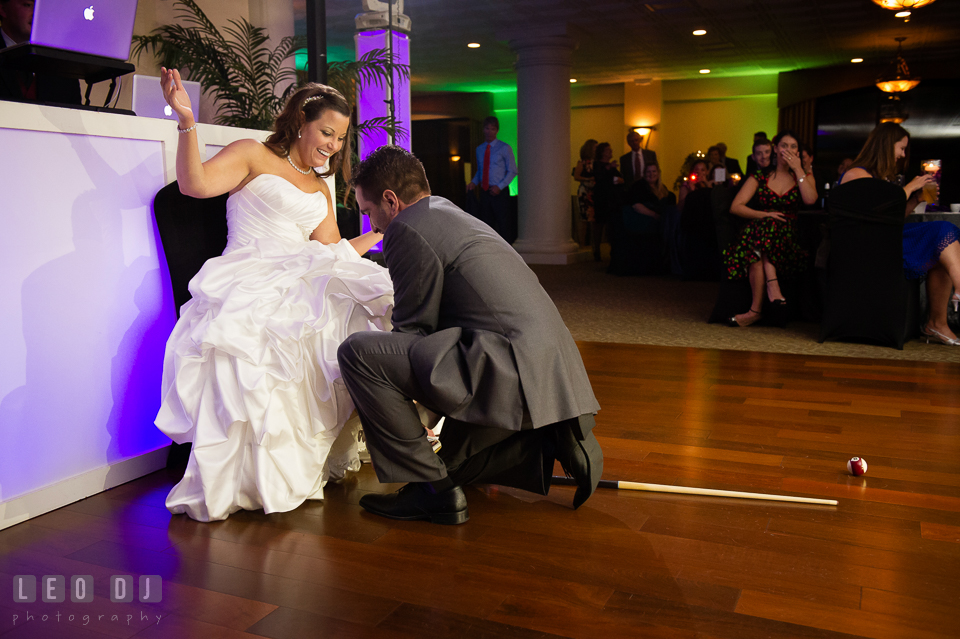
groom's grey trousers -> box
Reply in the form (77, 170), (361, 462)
(338, 331), (592, 495)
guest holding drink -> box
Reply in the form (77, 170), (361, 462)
(840, 122), (960, 346)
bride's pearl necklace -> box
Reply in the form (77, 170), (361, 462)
(287, 153), (311, 175)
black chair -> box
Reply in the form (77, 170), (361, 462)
(153, 181), (230, 316)
(607, 203), (663, 276)
(711, 183), (743, 254)
(819, 179), (919, 349)
(678, 187), (722, 281)
(153, 181), (230, 467)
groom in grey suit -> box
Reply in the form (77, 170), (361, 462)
(338, 145), (602, 525)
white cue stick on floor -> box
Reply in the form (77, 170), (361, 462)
(553, 477), (839, 506)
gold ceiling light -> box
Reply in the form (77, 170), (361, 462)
(876, 37), (920, 93)
(871, 0), (936, 9)
(879, 95), (909, 124)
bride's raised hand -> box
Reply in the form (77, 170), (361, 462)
(160, 67), (195, 126)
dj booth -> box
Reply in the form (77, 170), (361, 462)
(0, 100), (267, 530)
(0, 43), (134, 110)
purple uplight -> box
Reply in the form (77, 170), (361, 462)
(356, 29), (411, 244)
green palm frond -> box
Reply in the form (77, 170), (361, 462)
(356, 116), (409, 144)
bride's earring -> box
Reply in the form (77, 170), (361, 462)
(298, 129), (302, 139)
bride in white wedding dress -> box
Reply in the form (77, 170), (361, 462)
(154, 68), (394, 522)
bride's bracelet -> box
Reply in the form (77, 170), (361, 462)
(177, 122), (199, 134)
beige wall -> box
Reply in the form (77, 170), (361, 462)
(569, 83), (624, 195)
(623, 80), (662, 156)
(85, 0), (290, 123)
(657, 75), (779, 191)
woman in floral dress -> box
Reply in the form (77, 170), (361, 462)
(572, 139), (597, 246)
(722, 131), (818, 326)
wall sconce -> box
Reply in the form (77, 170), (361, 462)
(632, 125), (658, 149)
(450, 155), (461, 162)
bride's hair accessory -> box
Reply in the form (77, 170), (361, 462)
(302, 95), (324, 108)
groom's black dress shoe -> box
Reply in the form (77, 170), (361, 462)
(359, 483), (469, 525)
(554, 423), (603, 509)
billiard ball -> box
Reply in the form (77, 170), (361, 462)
(847, 457), (867, 476)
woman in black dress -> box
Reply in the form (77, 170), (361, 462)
(839, 122), (960, 345)
(591, 142), (625, 261)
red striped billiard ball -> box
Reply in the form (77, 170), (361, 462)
(847, 457), (867, 476)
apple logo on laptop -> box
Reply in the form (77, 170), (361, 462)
(83, 5), (94, 20)
(164, 105), (173, 117)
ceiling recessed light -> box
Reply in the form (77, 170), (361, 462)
(851, 58), (864, 63)
(570, 78), (577, 83)
(895, 10), (911, 17)
(699, 69), (711, 74)
(467, 42), (480, 48)
(692, 29), (707, 36)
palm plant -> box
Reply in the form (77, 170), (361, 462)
(131, 0), (409, 140)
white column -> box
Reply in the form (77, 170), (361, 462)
(509, 35), (582, 264)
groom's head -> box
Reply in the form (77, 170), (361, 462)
(352, 146), (431, 234)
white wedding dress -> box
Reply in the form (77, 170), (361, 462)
(155, 173), (394, 522)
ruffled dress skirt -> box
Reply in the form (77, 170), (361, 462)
(156, 237), (393, 521)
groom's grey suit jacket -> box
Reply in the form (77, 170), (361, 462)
(382, 195), (600, 431)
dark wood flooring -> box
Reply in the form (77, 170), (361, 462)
(3, 342), (960, 638)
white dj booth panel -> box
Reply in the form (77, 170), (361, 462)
(0, 101), (266, 530)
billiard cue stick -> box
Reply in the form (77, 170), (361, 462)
(551, 476), (838, 506)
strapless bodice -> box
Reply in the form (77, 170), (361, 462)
(225, 173), (328, 253)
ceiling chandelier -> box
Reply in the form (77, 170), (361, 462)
(879, 95), (909, 124)
(871, 0), (937, 9)
(876, 37), (920, 93)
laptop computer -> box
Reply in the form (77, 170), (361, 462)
(132, 74), (201, 120)
(29, 0), (139, 61)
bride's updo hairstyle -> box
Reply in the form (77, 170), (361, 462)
(265, 83), (353, 180)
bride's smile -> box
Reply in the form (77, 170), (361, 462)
(296, 109), (349, 168)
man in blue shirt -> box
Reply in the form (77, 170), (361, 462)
(467, 116), (518, 241)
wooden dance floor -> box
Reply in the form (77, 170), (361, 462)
(3, 342), (960, 638)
